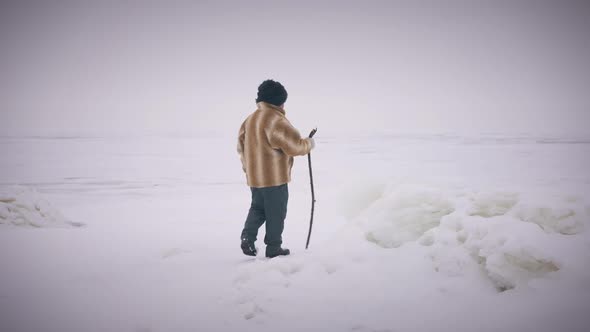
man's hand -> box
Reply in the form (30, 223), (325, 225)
(307, 137), (316, 150)
(307, 128), (317, 151)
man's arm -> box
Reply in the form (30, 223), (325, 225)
(267, 118), (312, 157)
(237, 120), (246, 173)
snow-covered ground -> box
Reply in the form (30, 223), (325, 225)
(1, 132), (589, 332)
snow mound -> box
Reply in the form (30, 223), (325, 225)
(468, 191), (519, 218)
(362, 186), (454, 248)
(514, 194), (588, 235)
(345, 182), (590, 290)
(428, 212), (565, 291)
(0, 186), (79, 228)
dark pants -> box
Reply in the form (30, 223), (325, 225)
(241, 183), (289, 247)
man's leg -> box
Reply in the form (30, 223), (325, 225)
(262, 184), (289, 253)
(241, 187), (266, 243)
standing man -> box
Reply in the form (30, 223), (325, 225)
(237, 80), (316, 258)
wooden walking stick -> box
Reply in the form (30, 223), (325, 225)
(305, 128), (317, 250)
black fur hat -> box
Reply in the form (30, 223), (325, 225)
(256, 80), (288, 106)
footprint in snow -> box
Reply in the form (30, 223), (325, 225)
(160, 247), (191, 259)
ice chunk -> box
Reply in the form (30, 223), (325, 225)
(345, 183), (588, 290)
(0, 186), (79, 228)
(357, 185), (455, 248)
(513, 195), (588, 235)
(468, 191), (519, 218)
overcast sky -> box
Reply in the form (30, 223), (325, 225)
(1, 0), (589, 136)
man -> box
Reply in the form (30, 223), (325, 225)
(237, 79), (316, 258)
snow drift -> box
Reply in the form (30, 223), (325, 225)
(343, 181), (590, 291)
(0, 186), (79, 227)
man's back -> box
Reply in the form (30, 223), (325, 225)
(238, 101), (312, 188)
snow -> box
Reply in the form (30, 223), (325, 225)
(0, 186), (81, 228)
(0, 132), (589, 332)
(347, 182), (589, 290)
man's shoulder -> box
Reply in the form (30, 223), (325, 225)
(246, 108), (286, 125)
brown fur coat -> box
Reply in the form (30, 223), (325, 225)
(237, 102), (312, 187)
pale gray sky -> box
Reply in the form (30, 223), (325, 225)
(1, 0), (589, 136)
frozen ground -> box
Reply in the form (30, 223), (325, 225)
(1, 132), (589, 332)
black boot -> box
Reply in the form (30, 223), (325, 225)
(266, 246), (290, 258)
(241, 238), (257, 256)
